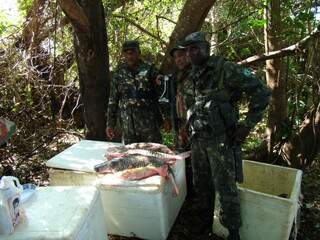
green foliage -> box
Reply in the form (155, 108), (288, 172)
(243, 137), (262, 152)
(215, 0), (317, 61)
(0, 10), (10, 35)
(17, 0), (33, 17)
(106, 0), (184, 69)
(161, 130), (174, 148)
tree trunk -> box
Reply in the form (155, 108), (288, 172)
(281, 109), (320, 168)
(59, 0), (109, 140)
(161, 0), (216, 73)
(208, 5), (220, 55)
(280, 36), (320, 168)
(264, 0), (286, 159)
(19, 0), (47, 51)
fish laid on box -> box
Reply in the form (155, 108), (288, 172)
(94, 154), (179, 196)
(105, 142), (187, 160)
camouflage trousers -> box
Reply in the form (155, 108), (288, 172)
(120, 105), (162, 144)
(190, 132), (241, 231)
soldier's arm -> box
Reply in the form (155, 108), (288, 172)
(148, 64), (169, 128)
(149, 64), (163, 97)
(106, 72), (120, 129)
(223, 62), (271, 129)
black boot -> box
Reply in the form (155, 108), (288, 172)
(227, 229), (241, 240)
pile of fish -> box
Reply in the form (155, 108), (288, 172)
(94, 143), (190, 196)
(104, 142), (179, 160)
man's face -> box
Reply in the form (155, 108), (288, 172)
(123, 48), (140, 68)
(186, 43), (206, 66)
(173, 49), (189, 70)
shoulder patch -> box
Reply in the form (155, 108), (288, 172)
(242, 68), (253, 78)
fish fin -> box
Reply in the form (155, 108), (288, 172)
(177, 151), (191, 159)
(168, 165), (175, 179)
(154, 165), (168, 178)
(169, 171), (179, 197)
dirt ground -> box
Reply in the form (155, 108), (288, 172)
(1, 137), (319, 240)
(108, 161), (320, 240)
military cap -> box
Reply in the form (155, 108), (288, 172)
(170, 40), (186, 57)
(122, 40), (140, 51)
(183, 31), (209, 46)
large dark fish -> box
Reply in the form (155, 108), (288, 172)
(105, 148), (188, 161)
(95, 154), (173, 173)
(105, 142), (177, 160)
(107, 142), (174, 154)
(94, 154), (180, 196)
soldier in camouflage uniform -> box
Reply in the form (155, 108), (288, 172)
(106, 40), (162, 144)
(182, 32), (271, 240)
(169, 41), (195, 198)
(169, 41), (192, 149)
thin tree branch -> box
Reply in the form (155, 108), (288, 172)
(155, 16), (166, 51)
(156, 15), (177, 25)
(113, 14), (167, 46)
(238, 25), (320, 65)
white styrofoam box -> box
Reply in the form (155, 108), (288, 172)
(213, 160), (302, 240)
(46, 140), (122, 173)
(0, 186), (108, 240)
(46, 140), (187, 240)
(97, 159), (187, 240)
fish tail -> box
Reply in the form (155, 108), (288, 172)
(168, 166), (179, 197)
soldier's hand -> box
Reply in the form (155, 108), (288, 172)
(232, 124), (251, 144)
(106, 127), (115, 139)
(155, 74), (163, 85)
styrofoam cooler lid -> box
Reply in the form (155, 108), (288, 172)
(46, 140), (187, 190)
(4, 186), (99, 240)
(46, 140), (123, 172)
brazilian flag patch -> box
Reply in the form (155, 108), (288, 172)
(242, 68), (253, 78)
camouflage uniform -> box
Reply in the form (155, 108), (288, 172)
(185, 54), (271, 231)
(107, 61), (162, 144)
(174, 68), (192, 149)
(169, 41), (193, 149)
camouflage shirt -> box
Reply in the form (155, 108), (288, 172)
(186, 55), (271, 133)
(107, 60), (161, 129)
(175, 67), (191, 122)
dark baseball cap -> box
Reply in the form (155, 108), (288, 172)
(122, 40), (140, 51)
(170, 40), (186, 57)
(183, 31), (209, 46)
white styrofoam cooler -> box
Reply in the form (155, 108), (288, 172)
(46, 140), (187, 240)
(213, 160), (302, 240)
(0, 186), (107, 240)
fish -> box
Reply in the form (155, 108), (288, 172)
(120, 165), (179, 197)
(95, 154), (174, 173)
(105, 148), (187, 161)
(108, 142), (175, 154)
(105, 142), (189, 161)
(94, 154), (180, 196)
(105, 142), (173, 158)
